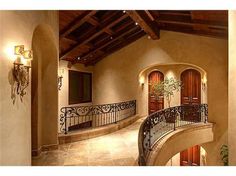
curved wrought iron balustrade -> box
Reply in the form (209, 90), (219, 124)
(60, 100), (136, 134)
(138, 104), (208, 166)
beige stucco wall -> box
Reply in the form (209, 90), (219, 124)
(229, 10), (236, 165)
(0, 11), (58, 165)
(58, 60), (93, 133)
(93, 30), (228, 165)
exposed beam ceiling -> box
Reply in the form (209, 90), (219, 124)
(59, 10), (228, 66)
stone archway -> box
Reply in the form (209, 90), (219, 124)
(31, 24), (58, 157)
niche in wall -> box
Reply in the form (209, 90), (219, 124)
(69, 70), (92, 104)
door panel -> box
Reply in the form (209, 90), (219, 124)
(180, 145), (200, 166)
(181, 69), (201, 121)
(148, 71), (164, 114)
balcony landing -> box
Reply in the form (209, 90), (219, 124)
(32, 117), (145, 166)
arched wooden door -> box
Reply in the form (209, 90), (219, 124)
(148, 71), (164, 115)
(181, 69), (201, 106)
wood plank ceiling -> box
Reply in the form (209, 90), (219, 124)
(59, 10), (228, 66)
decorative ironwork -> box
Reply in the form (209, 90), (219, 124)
(138, 104), (208, 166)
(60, 100), (136, 134)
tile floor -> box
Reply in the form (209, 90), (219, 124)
(32, 117), (144, 166)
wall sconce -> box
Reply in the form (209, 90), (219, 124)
(58, 69), (64, 90)
(202, 75), (207, 91)
(139, 76), (145, 88)
(13, 45), (33, 100)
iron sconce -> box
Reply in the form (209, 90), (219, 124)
(13, 45), (33, 100)
(58, 69), (64, 90)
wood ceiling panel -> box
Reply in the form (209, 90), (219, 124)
(59, 10), (88, 32)
(59, 10), (228, 66)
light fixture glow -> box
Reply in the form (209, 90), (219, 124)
(139, 76), (145, 85)
(12, 45), (33, 102)
(14, 45), (24, 55)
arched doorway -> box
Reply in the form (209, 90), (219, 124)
(148, 71), (164, 114)
(180, 69), (201, 166)
(181, 69), (201, 105)
(31, 24), (58, 157)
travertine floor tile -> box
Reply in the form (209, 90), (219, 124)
(32, 118), (144, 166)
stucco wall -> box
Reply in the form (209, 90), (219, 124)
(58, 60), (93, 132)
(229, 10), (236, 165)
(0, 11), (58, 165)
(93, 31), (228, 165)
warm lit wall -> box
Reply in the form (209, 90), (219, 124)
(229, 10), (236, 165)
(93, 31), (228, 165)
(0, 11), (58, 165)
(58, 60), (93, 133)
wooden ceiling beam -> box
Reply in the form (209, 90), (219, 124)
(126, 10), (160, 40)
(79, 26), (140, 61)
(86, 30), (145, 66)
(156, 19), (227, 30)
(159, 25), (227, 39)
(158, 11), (191, 17)
(145, 10), (155, 21)
(87, 16), (115, 35)
(60, 14), (128, 60)
(60, 11), (97, 39)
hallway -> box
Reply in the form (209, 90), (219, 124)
(32, 117), (144, 166)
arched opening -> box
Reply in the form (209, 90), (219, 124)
(148, 71), (164, 114)
(31, 24), (58, 157)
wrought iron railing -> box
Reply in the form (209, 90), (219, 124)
(138, 104), (208, 166)
(60, 100), (136, 134)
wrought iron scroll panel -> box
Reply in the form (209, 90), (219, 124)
(60, 100), (136, 134)
(138, 104), (208, 166)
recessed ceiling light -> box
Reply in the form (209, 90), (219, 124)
(110, 36), (113, 40)
(135, 22), (138, 26)
(77, 56), (81, 60)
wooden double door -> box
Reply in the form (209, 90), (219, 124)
(181, 69), (201, 122)
(148, 71), (164, 115)
(181, 69), (201, 106)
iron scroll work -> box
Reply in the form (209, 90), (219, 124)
(60, 100), (136, 134)
(138, 104), (208, 166)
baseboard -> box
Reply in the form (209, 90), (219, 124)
(32, 144), (58, 157)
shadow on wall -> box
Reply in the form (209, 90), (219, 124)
(31, 24), (58, 156)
